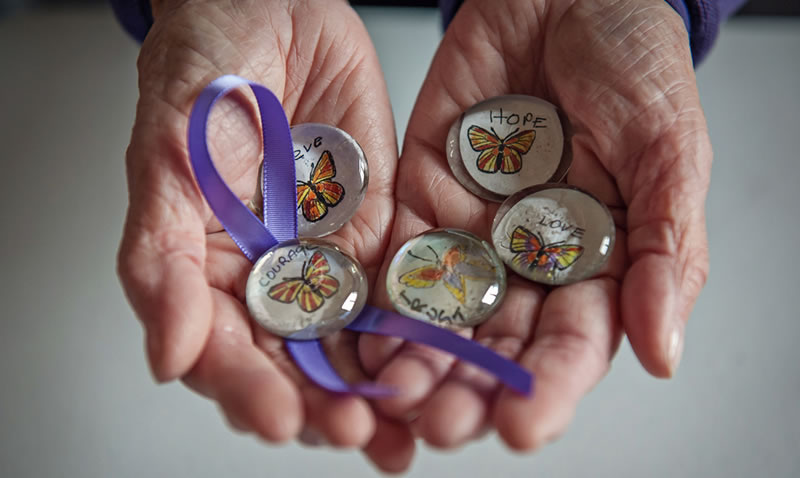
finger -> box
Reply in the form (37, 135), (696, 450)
(117, 142), (212, 381)
(183, 289), (303, 443)
(358, 201), (438, 377)
(622, 122), (712, 377)
(361, 415), (416, 474)
(118, 76), (273, 381)
(360, 155), (492, 415)
(253, 328), (378, 449)
(373, 328), (472, 419)
(281, 2), (398, 284)
(567, 139), (624, 209)
(298, 385), (376, 448)
(494, 278), (622, 451)
(415, 277), (544, 448)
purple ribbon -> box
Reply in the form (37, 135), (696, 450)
(188, 75), (533, 397)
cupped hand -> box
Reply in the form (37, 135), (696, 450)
(360, 0), (712, 452)
(116, 0), (413, 470)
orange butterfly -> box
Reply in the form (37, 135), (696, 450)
(268, 251), (340, 313)
(509, 226), (583, 275)
(468, 125), (536, 174)
(399, 245), (495, 304)
(296, 151), (345, 222)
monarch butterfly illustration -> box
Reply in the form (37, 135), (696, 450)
(509, 226), (583, 275)
(296, 150), (345, 222)
(268, 251), (340, 313)
(468, 125), (536, 174)
(399, 245), (495, 304)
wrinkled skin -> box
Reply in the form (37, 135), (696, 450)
(359, 0), (712, 451)
(117, 0), (711, 471)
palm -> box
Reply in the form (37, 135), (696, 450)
(118, 0), (412, 466)
(361, 0), (711, 450)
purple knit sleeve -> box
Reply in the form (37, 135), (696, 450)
(438, 0), (748, 65)
(666, 0), (749, 64)
(109, 0), (152, 43)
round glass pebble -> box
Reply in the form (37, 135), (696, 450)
(447, 95), (571, 201)
(491, 184), (615, 286)
(250, 123), (369, 237)
(386, 229), (506, 328)
(246, 239), (368, 339)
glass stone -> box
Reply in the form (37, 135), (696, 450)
(250, 123), (369, 237)
(446, 95), (572, 201)
(245, 239), (368, 339)
(491, 184), (615, 286)
(386, 229), (506, 328)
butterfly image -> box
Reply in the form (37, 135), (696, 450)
(296, 150), (345, 223)
(399, 245), (495, 304)
(268, 251), (340, 313)
(509, 225), (584, 275)
(468, 125), (536, 174)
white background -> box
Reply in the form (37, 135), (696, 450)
(0, 6), (798, 477)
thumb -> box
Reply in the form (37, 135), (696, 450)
(117, 109), (213, 382)
(621, 113), (712, 378)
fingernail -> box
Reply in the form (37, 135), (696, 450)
(667, 324), (684, 376)
(298, 426), (328, 447)
(145, 332), (166, 382)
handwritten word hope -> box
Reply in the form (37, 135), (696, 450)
(488, 108), (548, 128)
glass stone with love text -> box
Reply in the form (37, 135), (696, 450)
(250, 123), (368, 238)
(492, 185), (615, 286)
(245, 239), (368, 339)
(386, 229), (506, 328)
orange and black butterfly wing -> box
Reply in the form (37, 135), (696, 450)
(270, 275), (324, 313)
(499, 129), (536, 174)
(399, 266), (445, 289)
(268, 277), (305, 304)
(509, 225), (544, 269)
(295, 285), (325, 312)
(310, 151), (336, 182)
(542, 244), (584, 271)
(297, 182), (313, 210)
(305, 251), (340, 298)
(316, 181), (344, 208)
(297, 182), (328, 222)
(468, 125), (502, 173)
(309, 151), (345, 208)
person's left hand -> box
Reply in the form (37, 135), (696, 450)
(360, 0), (712, 452)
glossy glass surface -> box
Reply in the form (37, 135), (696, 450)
(386, 229), (506, 328)
(492, 184), (615, 285)
(246, 239), (368, 339)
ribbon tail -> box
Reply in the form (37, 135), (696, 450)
(347, 306), (534, 396)
(285, 340), (396, 397)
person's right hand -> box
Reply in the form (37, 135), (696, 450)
(116, 0), (413, 471)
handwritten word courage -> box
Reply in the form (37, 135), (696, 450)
(258, 245), (317, 287)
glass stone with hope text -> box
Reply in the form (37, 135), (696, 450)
(446, 95), (571, 201)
